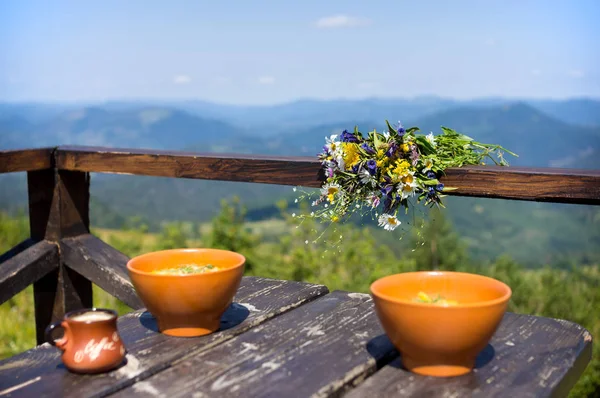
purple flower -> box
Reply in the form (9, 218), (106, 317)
(396, 121), (405, 136)
(410, 147), (420, 166)
(436, 183), (444, 192)
(367, 159), (377, 175)
(381, 184), (394, 195)
(427, 171), (436, 179)
(385, 142), (398, 158)
(351, 164), (360, 174)
(383, 196), (393, 212)
(361, 143), (376, 154)
(371, 195), (381, 208)
(340, 129), (359, 143)
(327, 168), (334, 178)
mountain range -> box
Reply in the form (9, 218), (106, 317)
(1, 97), (599, 267)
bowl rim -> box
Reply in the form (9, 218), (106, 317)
(370, 270), (512, 309)
(126, 248), (246, 277)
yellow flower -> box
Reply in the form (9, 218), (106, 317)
(401, 173), (414, 185)
(341, 143), (361, 170)
(376, 148), (389, 169)
(331, 215), (339, 222)
(401, 143), (411, 153)
(327, 193), (335, 202)
(392, 159), (411, 177)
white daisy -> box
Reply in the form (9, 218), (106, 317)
(422, 158), (434, 173)
(321, 182), (342, 203)
(398, 171), (418, 200)
(378, 213), (401, 231)
(325, 134), (340, 153)
(426, 132), (436, 147)
(359, 169), (376, 187)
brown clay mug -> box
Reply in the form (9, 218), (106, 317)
(45, 308), (126, 374)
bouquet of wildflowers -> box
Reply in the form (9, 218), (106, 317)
(296, 121), (515, 232)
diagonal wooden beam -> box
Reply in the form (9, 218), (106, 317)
(0, 240), (59, 305)
(61, 234), (143, 310)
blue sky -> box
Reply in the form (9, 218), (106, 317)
(1, 0), (599, 104)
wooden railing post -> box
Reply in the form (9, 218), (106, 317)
(27, 166), (93, 344)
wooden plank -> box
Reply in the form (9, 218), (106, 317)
(439, 166), (600, 205)
(113, 290), (397, 398)
(0, 277), (328, 398)
(27, 169), (59, 241)
(28, 169), (91, 241)
(55, 145), (326, 187)
(0, 148), (54, 174)
(56, 170), (91, 238)
(55, 146), (600, 205)
(345, 313), (593, 398)
(28, 168), (93, 344)
(0, 240), (59, 305)
(61, 234), (144, 310)
(0, 238), (38, 264)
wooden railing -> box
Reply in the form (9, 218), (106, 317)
(1, 145), (599, 345)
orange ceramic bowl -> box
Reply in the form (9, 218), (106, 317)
(127, 248), (245, 337)
(370, 271), (511, 377)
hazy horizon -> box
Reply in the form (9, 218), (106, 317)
(2, 94), (600, 108)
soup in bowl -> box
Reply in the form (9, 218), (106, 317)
(370, 271), (511, 377)
(127, 248), (245, 337)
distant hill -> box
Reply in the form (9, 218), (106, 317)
(412, 102), (600, 168)
(529, 98), (600, 127)
(17, 107), (258, 151)
(1, 99), (599, 268)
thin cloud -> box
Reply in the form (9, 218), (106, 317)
(315, 15), (371, 29)
(258, 76), (276, 85)
(173, 75), (192, 84)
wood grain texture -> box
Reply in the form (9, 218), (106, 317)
(55, 146), (326, 187)
(0, 277), (328, 398)
(439, 166), (600, 205)
(345, 313), (593, 398)
(55, 146), (600, 205)
(113, 290), (397, 398)
(0, 240), (59, 305)
(61, 234), (143, 310)
(28, 168), (93, 344)
(0, 148), (53, 174)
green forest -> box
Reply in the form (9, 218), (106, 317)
(1, 198), (599, 397)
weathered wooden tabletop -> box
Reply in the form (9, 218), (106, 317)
(0, 277), (592, 398)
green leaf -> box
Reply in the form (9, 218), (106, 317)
(373, 129), (381, 148)
(415, 135), (435, 154)
(386, 120), (396, 134)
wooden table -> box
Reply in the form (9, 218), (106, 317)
(0, 277), (592, 398)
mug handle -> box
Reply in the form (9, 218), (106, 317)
(45, 321), (68, 350)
